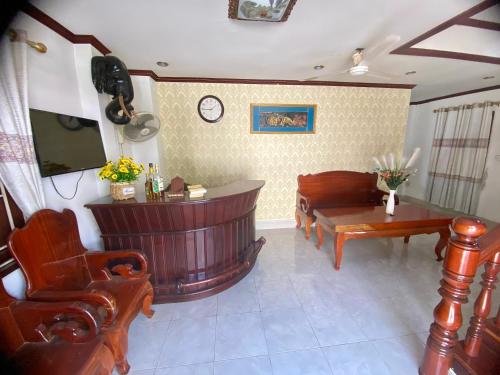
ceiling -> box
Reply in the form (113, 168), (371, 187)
(27, 0), (500, 102)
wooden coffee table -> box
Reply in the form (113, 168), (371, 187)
(313, 205), (453, 270)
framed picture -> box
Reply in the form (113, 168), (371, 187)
(250, 104), (317, 134)
(228, 0), (298, 23)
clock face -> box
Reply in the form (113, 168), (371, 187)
(198, 95), (224, 123)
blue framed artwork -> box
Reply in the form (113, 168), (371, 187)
(250, 104), (317, 134)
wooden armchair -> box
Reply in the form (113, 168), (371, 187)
(0, 279), (115, 375)
(8, 209), (155, 374)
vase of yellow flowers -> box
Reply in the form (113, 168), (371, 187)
(98, 156), (144, 200)
(373, 148), (420, 215)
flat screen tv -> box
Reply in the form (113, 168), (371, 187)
(30, 108), (107, 177)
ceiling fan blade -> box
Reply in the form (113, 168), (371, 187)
(366, 70), (400, 80)
(302, 69), (349, 81)
(364, 34), (401, 62)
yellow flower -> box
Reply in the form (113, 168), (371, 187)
(133, 169), (139, 175)
(104, 170), (112, 177)
(111, 174), (118, 180)
(119, 167), (129, 173)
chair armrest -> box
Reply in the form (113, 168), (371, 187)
(85, 250), (148, 280)
(29, 289), (117, 326)
(11, 300), (102, 343)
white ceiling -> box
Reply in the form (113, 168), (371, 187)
(28, 0), (500, 102)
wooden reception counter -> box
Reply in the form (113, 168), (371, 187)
(85, 180), (265, 303)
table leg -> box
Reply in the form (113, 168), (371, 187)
(333, 232), (345, 270)
(315, 223), (323, 250)
(435, 227), (451, 261)
(404, 236), (410, 244)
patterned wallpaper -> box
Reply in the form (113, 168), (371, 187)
(157, 83), (411, 220)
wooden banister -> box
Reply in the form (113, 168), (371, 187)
(479, 224), (500, 265)
(463, 251), (500, 356)
(420, 216), (486, 375)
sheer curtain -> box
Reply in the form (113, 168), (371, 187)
(426, 102), (496, 214)
(0, 30), (45, 218)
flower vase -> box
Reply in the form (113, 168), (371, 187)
(386, 189), (397, 216)
(110, 182), (135, 200)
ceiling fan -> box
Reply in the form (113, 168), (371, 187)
(305, 34), (402, 81)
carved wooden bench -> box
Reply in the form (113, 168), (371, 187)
(295, 171), (396, 239)
(8, 209), (155, 374)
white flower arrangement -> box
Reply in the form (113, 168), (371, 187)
(373, 148), (421, 190)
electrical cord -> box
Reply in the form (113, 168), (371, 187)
(49, 171), (84, 200)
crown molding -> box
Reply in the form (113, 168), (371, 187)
(410, 84), (500, 105)
(128, 70), (416, 89)
(21, 3), (111, 55)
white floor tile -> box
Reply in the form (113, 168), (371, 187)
(270, 348), (333, 375)
(261, 307), (319, 353)
(215, 312), (268, 361)
(374, 334), (425, 374)
(155, 363), (214, 375)
(214, 356), (273, 375)
(160, 296), (218, 320)
(129, 370), (155, 375)
(157, 317), (216, 367)
(217, 277), (260, 315)
(256, 277), (302, 311)
(322, 342), (391, 375)
(348, 297), (413, 339)
(127, 320), (170, 371)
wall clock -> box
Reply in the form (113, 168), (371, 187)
(198, 95), (224, 123)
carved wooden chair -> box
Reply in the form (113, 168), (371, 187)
(8, 208), (155, 374)
(0, 278), (115, 375)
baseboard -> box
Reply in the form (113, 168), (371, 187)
(256, 219), (296, 230)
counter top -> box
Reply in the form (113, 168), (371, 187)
(86, 180), (265, 206)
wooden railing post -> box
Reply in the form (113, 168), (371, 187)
(419, 217), (486, 375)
(464, 251), (500, 356)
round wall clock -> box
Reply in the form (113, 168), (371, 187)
(197, 95), (224, 123)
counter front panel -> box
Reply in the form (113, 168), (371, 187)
(86, 180), (266, 302)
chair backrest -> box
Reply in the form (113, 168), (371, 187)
(297, 171), (380, 206)
(8, 209), (91, 296)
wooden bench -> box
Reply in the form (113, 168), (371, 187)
(295, 171), (395, 239)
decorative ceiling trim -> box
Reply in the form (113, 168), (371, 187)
(391, 0), (500, 65)
(410, 84), (500, 105)
(21, 3), (111, 55)
(228, 0), (298, 22)
(128, 69), (416, 89)
(455, 18), (500, 31)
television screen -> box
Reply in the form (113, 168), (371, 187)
(29, 108), (107, 177)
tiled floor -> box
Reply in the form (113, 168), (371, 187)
(124, 225), (498, 375)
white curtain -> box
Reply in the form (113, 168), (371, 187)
(426, 102), (496, 214)
(0, 30), (45, 218)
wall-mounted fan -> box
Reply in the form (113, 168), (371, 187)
(305, 35), (402, 81)
(122, 112), (161, 142)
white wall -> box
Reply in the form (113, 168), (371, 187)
(402, 89), (500, 222)
(2, 13), (158, 298)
